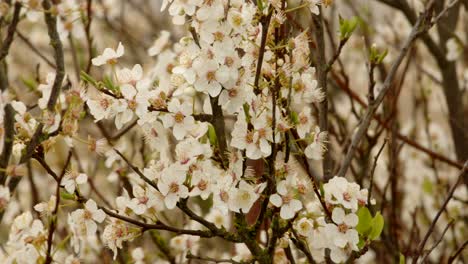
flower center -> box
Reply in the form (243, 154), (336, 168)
(343, 192), (351, 202)
(128, 100), (137, 110)
(225, 57), (234, 67)
(241, 191), (251, 201)
(84, 210), (93, 220)
(100, 98), (110, 109)
(198, 180), (207, 191)
(138, 196), (149, 205)
(282, 195), (292, 204)
(220, 191), (229, 202)
(174, 112), (185, 123)
(228, 89), (238, 98)
(338, 223), (348, 233)
(245, 131), (254, 144)
(206, 71), (216, 81)
(169, 182), (179, 193)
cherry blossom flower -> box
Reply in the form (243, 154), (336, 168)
(92, 42), (124, 66)
(34, 195), (56, 216)
(160, 98), (196, 140)
(62, 171), (88, 193)
(69, 199), (106, 237)
(148, 31), (171, 56)
(128, 184), (165, 215)
(229, 180), (265, 213)
(158, 163), (189, 209)
(304, 126), (327, 160)
(324, 176), (368, 211)
(102, 219), (138, 259)
(270, 176), (303, 219)
(324, 207), (359, 262)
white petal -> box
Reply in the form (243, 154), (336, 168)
(269, 194), (283, 207)
(332, 207), (345, 224)
(93, 209), (106, 223)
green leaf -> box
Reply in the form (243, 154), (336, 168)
(60, 191), (75, 200)
(399, 253), (406, 264)
(356, 207), (373, 235)
(370, 45), (388, 64)
(103, 75), (118, 93)
(290, 111), (299, 124)
(357, 237), (366, 249)
(21, 77), (38, 92)
(80, 71), (98, 86)
(339, 16), (359, 40)
(369, 212), (384, 240)
(207, 124), (218, 146)
(422, 177), (433, 194)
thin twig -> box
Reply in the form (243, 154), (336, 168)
(412, 161), (468, 263)
(448, 239), (468, 263)
(186, 252), (247, 264)
(368, 139), (387, 207)
(0, 2), (22, 61)
(312, 8), (333, 181)
(44, 151), (72, 264)
(419, 219), (454, 263)
(337, 0), (444, 177)
(20, 0), (66, 164)
(16, 31), (56, 68)
(0, 104), (15, 184)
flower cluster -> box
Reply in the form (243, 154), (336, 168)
(2, 0), (464, 263)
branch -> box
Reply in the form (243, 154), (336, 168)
(332, 71), (463, 169)
(44, 151), (72, 264)
(412, 161), (468, 263)
(20, 0), (66, 164)
(16, 31), (56, 68)
(186, 252), (248, 264)
(100, 207), (216, 237)
(368, 139), (387, 208)
(0, 104), (15, 184)
(337, 1), (439, 177)
(0, 2), (22, 61)
(419, 219), (454, 263)
(448, 239), (468, 263)
(312, 8), (333, 181)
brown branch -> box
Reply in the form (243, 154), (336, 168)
(368, 139), (387, 208)
(420, 219), (454, 263)
(16, 31), (56, 68)
(44, 151), (72, 264)
(0, 104), (15, 184)
(412, 161), (468, 263)
(448, 239), (468, 263)
(100, 207), (216, 237)
(0, 2), (22, 61)
(332, 72), (463, 169)
(312, 8), (332, 181)
(20, 0), (66, 165)
(337, 1), (438, 177)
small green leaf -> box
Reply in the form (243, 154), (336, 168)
(290, 111), (299, 124)
(370, 45), (388, 64)
(60, 191), (75, 200)
(369, 212), (384, 240)
(103, 75), (118, 93)
(21, 77), (38, 92)
(356, 207), (373, 235)
(339, 16), (359, 40)
(422, 177), (433, 194)
(399, 253), (406, 264)
(357, 237), (366, 249)
(207, 124), (218, 146)
(80, 71), (97, 86)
